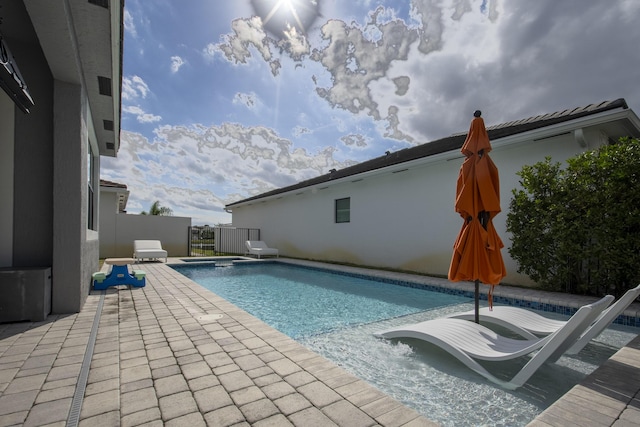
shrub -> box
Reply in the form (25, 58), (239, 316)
(507, 137), (640, 297)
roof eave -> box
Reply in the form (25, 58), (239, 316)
(226, 100), (638, 210)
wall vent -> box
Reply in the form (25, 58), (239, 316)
(98, 76), (112, 96)
(88, 0), (109, 9)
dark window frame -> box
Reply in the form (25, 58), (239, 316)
(87, 142), (96, 230)
(335, 197), (350, 223)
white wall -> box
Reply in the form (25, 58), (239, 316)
(232, 129), (608, 286)
(99, 207), (191, 258)
(99, 190), (119, 256)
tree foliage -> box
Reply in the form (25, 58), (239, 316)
(141, 200), (173, 216)
(507, 137), (640, 297)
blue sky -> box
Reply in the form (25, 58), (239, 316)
(101, 0), (640, 225)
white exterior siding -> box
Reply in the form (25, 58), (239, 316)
(230, 113), (640, 287)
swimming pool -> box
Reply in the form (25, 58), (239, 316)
(179, 256), (249, 263)
(175, 261), (470, 338)
(172, 261), (638, 426)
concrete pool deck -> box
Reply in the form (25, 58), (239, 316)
(0, 258), (638, 426)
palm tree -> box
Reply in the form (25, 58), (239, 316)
(141, 200), (173, 216)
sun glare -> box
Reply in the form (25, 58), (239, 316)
(250, 0), (320, 37)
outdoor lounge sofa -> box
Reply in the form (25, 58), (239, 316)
(374, 295), (613, 390)
(245, 241), (279, 258)
(448, 283), (640, 354)
(133, 240), (168, 263)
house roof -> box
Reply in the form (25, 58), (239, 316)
(226, 98), (634, 208)
(100, 179), (129, 213)
(100, 179), (127, 189)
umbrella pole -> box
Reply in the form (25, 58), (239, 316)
(475, 279), (480, 324)
(475, 211), (488, 324)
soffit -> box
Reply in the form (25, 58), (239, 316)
(20, 0), (122, 157)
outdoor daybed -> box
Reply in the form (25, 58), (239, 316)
(133, 240), (168, 262)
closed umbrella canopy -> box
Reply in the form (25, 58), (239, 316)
(449, 111), (506, 320)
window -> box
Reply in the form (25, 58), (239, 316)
(335, 197), (350, 223)
(87, 143), (96, 230)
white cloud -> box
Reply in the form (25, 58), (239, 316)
(170, 55), (186, 73)
(103, 123), (355, 224)
(202, 43), (220, 62)
(232, 92), (263, 111)
(218, 16), (273, 65)
(277, 25), (311, 61)
(215, 9), (424, 136)
(292, 126), (311, 137)
(121, 75), (150, 100)
(142, 0), (640, 154)
(123, 9), (136, 38)
(123, 105), (162, 123)
(340, 133), (369, 148)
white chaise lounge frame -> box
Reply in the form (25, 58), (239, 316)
(133, 240), (168, 263)
(448, 283), (640, 354)
(375, 295), (613, 390)
(245, 241), (279, 258)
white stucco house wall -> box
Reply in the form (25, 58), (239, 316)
(99, 180), (192, 258)
(226, 100), (640, 286)
(0, 0), (123, 318)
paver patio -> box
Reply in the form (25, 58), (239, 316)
(0, 259), (638, 426)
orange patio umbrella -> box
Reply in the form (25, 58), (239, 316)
(448, 110), (506, 323)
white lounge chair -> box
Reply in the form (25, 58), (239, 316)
(133, 240), (168, 263)
(448, 283), (640, 354)
(374, 295), (613, 390)
(245, 240), (279, 258)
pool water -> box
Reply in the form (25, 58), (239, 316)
(179, 257), (246, 263)
(173, 262), (638, 427)
(176, 262), (469, 338)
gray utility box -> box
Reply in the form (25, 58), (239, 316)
(0, 267), (52, 323)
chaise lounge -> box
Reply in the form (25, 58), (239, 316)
(448, 283), (640, 354)
(374, 295), (613, 390)
(133, 240), (168, 263)
(245, 240), (279, 258)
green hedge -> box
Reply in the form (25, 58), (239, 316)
(507, 137), (640, 297)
